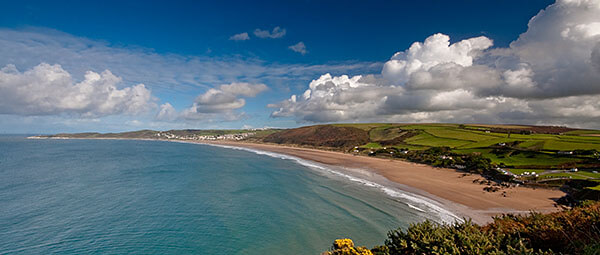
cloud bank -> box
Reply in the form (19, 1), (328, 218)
(0, 63), (154, 117)
(157, 82), (267, 121)
(269, 0), (600, 128)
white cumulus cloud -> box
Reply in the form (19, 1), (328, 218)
(382, 33), (493, 85)
(157, 82), (267, 121)
(270, 73), (386, 122)
(0, 63), (154, 117)
(269, 0), (600, 129)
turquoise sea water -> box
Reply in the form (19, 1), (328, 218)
(0, 136), (455, 254)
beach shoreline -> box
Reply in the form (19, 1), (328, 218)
(30, 136), (566, 224)
(202, 140), (566, 224)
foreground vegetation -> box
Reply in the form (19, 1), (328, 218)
(325, 201), (600, 255)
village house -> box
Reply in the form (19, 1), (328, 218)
(558, 151), (574, 155)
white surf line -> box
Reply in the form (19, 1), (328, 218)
(203, 143), (463, 224)
(407, 203), (426, 213)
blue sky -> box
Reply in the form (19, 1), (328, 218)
(2, 0), (551, 61)
(3, 0), (600, 133)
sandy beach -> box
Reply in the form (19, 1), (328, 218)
(206, 140), (566, 224)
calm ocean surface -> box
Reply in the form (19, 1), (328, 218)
(0, 136), (451, 254)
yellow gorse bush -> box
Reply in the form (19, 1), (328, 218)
(323, 238), (373, 255)
(334, 239), (354, 249)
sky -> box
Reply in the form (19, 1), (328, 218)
(1, 0), (599, 133)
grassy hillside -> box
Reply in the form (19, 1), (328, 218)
(262, 125), (369, 148)
(263, 123), (600, 185)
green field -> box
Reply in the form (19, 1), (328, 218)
(576, 171), (600, 178)
(332, 123), (600, 169)
(508, 168), (600, 180)
(368, 125), (404, 141)
(362, 124), (600, 150)
(565, 130), (600, 135)
(360, 142), (383, 149)
(404, 131), (474, 147)
(539, 172), (588, 180)
(587, 182), (600, 190)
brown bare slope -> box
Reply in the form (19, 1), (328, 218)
(262, 125), (369, 149)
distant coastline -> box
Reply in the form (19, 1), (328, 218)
(28, 135), (565, 224)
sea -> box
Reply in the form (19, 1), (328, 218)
(0, 135), (458, 254)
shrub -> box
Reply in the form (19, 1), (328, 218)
(323, 239), (373, 255)
(325, 202), (600, 255)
